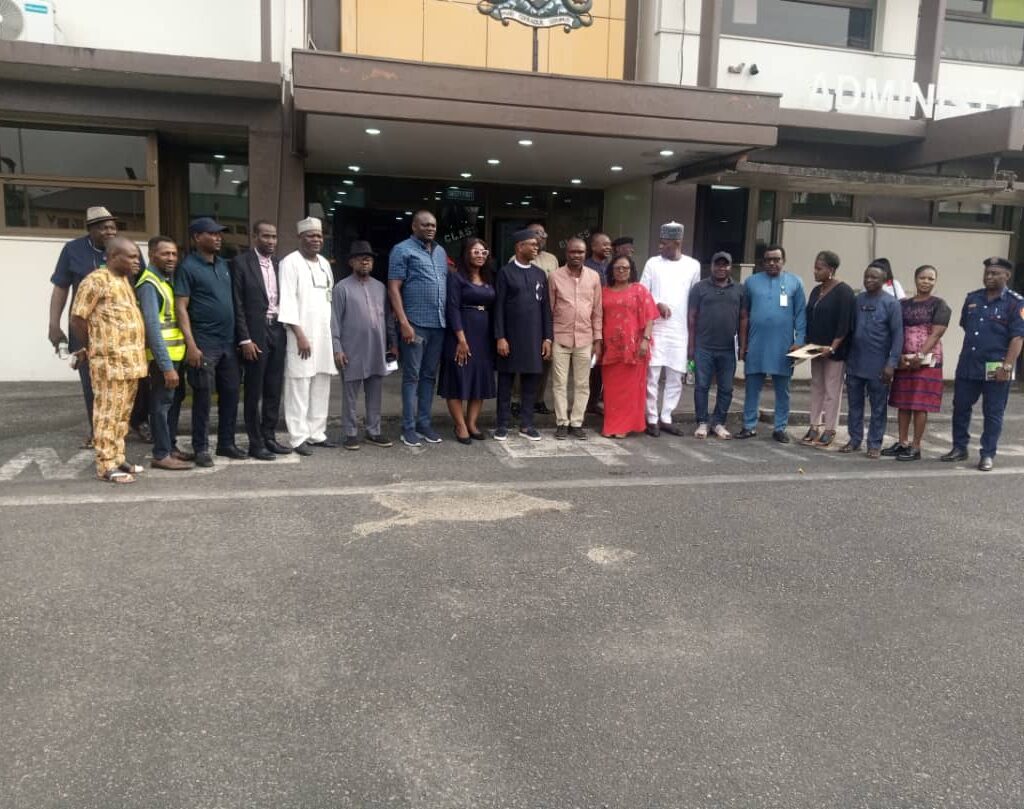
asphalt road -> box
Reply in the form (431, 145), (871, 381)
(2, 380), (1023, 808)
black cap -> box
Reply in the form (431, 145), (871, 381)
(611, 236), (634, 247)
(983, 256), (1013, 271)
(189, 216), (228, 234)
(512, 228), (538, 244)
(711, 251), (733, 264)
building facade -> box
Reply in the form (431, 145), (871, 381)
(2, 0), (1023, 380)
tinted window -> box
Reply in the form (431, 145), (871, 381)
(943, 19), (1024, 65)
(0, 127), (147, 180)
(723, 0), (874, 50)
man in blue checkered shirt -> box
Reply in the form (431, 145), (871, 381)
(387, 210), (450, 447)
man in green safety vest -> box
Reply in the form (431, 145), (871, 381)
(135, 235), (193, 470)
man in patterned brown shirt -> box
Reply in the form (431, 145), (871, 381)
(71, 237), (148, 483)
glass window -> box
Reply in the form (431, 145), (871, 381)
(189, 160), (249, 259)
(946, 0), (985, 11)
(945, 0), (1024, 64)
(723, 0), (874, 50)
(4, 184), (145, 231)
(0, 127), (147, 180)
(754, 190), (776, 263)
(790, 191), (853, 219)
(936, 200), (998, 226)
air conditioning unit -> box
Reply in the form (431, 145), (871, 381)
(0, 0), (57, 44)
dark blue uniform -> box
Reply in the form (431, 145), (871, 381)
(952, 286), (1024, 458)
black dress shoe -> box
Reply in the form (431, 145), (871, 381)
(469, 431), (485, 441)
(265, 438), (292, 455)
(293, 442), (314, 456)
(940, 447), (968, 462)
(896, 447), (921, 462)
(978, 456), (994, 472)
(881, 441), (908, 457)
(645, 423), (660, 437)
(194, 451), (214, 468)
(216, 445), (248, 460)
(310, 439), (339, 448)
(735, 428), (758, 440)
(772, 430), (791, 444)
(248, 447), (276, 461)
(659, 422), (683, 436)
(454, 430), (473, 446)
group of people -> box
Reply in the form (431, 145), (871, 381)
(50, 206), (1023, 484)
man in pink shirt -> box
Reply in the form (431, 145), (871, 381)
(549, 237), (603, 439)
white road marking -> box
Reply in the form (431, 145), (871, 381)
(0, 448), (94, 482)
(667, 443), (713, 463)
(587, 546), (637, 565)
(630, 444), (674, 466)
(352, 490), (571, 537)
(146, 453), (302, 477)
(487, 434), (630, 467)
(6, 465), (1018, 508)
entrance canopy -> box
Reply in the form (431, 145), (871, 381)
(291, 52), (781, 188)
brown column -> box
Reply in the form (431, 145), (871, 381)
(697, 0), (722, 89)
(261, 0), (272, 62)
(248, 102), (305, 253)
(913, 0), (947, 119)
(623, 0), (640, 81)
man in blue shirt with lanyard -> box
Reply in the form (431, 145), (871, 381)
(47, 206), (119, 447)
(174, 217), (244, 467)
(387, 210), (449, 448)
(942, 256), (1024, 471)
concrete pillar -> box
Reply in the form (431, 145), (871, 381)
(697, 0), (722, 89)
(248, 102), (306, 253)
(914, 0), (947, 118)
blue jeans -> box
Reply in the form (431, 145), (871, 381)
(188, 343), (240, 453)
(952, 377), (1011, 458)
(846, 373), (889, 449)
(743, 373), (791, 431)
(694, 347), (736, 425)
(149, 360), (186, 460)
(398, 325), (445, 432)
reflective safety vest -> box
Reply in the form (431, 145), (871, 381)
(135, 267), (186, 363)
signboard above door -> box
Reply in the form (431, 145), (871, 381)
(477, 0), (594, 31)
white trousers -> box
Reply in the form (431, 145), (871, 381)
(646, 365), (684, 424)
(285, 373), (332, 447)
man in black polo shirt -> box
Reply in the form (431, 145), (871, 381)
(174, 217), (244, 467)
(688, 251), (748, 439)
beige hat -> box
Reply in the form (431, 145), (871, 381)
(85, 206), (115, 226)
(297, 216), (323, 235)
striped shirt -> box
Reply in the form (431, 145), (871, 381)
(71, 267), (147, 381)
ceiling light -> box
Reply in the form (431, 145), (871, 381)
(223, 168), (234, 174)
(231, 179), (241, 184)
(343, 180), (355, 186)
(477, 215), (484, 220)
(404, 210), (412, 215)
(520, 201), (529, 206)
(659, 149), (674, 157)
(570, 178), (582, 184)
(213, 153), (226, 160)
(610, 165), (623, 172)
(460, 172), (472, 178)
(551, 191), (558, 196)
(365, 128), (381, 135)
(348, 165), (361, 172)
(337, 191), (347, 196)
(487, 158), (501, 165)
(395, 216), (403, 221)
(518, 139), (533, 146)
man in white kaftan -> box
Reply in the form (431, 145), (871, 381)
(640, 221), (701, 436)
(278, 217), (338, 453)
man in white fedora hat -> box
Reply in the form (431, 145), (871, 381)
(47, 206), (120, 447)
(278, 217), (338, 454)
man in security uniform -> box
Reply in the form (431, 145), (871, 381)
(136, 236), (193, 470)
(942, 256), (1024, 471)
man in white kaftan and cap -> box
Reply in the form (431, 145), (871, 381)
(640, 220), (701, 437)
(278, 217), (338, 454)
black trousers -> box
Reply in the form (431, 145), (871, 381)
(241, 320), (286, 447)
(497, 372), (540, 429)
(129, 375), (150, 429)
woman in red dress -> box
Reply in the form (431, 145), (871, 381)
(600, 255), (659, 438)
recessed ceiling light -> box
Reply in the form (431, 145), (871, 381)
(518, 139), (533, 147)
(404, 210), (412, 215)
(337, 191), (347, 196)
(365, 128), (381, 135)
(520, 201), (529, 206)
(348, 165), (361, 172)
(213, 153), (226, 160)
(460, 172), (472, 179)
(477, 215), (484, 220)
(223, 168), (234, 174)
(343, 180), (355, 186)
(231, 179), (241, 184)
(487, 158), (501, 165)
(505, 202), (513, 206)
(570, 178), (582, 184)
(610, 165), (623, 172)
(448, 185), (459, 190)
(395, 216), (403, 221)
(659, 149), (674, 157)
(551, 191), (558, 196)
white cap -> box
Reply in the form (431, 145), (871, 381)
(659, 221), (684, 240)
(297, 216), (323, 235)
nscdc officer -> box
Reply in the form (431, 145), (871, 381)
(942, 256), (1024, 471)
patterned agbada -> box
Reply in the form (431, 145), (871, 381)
(71, 267), (147, 381)
(71, 267), (146, 476)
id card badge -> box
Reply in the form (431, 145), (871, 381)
(325, 288), (332, 303)
(779, 293), (789, 307)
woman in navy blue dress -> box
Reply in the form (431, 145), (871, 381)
(438, 238), (497, 443)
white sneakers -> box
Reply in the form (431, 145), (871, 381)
(694, 423), (708, 439)
(712, 424), (732, 440)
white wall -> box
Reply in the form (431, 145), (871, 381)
(0, 236), (147, 382)
(52, 0), (260, 60)
(777, 219), (1011, 379)
(603, 178), (654, 260)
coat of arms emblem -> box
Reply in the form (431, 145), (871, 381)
(477, 0), (593, 31)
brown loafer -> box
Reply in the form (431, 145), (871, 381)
(151, 455), (194, 471)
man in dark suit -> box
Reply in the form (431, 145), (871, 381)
(231, 220), (290, 459)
